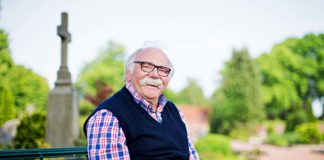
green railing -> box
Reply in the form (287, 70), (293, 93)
(0, 146), (87, 159)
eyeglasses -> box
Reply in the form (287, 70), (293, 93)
(134, 61), (171, 77)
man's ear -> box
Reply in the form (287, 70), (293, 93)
(125, 69), (131, 81)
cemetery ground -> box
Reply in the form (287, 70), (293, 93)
(230, 122), (324, 160)
(231, 140), (324, 160)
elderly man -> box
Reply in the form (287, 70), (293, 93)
(83, 46), (199, 160)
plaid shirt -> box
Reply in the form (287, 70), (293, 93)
(86, 81), (199, 160)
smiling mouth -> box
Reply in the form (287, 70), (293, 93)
(147, 84), (159, 88)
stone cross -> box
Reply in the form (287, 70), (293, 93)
(58, 12), (71, 68)
(56, 12), (72, 85)
(46, 12), (79, 147)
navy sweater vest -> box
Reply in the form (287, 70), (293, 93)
(84, 87), (190, 160)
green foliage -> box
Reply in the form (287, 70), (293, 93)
(267, 125), (275, 135)
(210, 48), (265, 134)
(256, 47), (301, 118)
(162, 88), (178, 102)
(256, 33), (324, 119)
(283, 132), (301, 145)
(75, 116), (88, 146)
(229, 123), (256, 141)
(79, 99), (94, 116)
(195, 134), (241, 160)
(0, 30), (13, 77)
(305, 99), (317, 122)
(0, 29), (49, 113)
(76, 41), (126, 97)
(195, 134), (232, 155)
(265, 133), (289, 147)
(0, 30), (9, 48)
(265, 132), (301, 147)
(6, 65), (50, 111)
(176, 78), (209, 106)
(0, 81), (16, 126)
(295, 122), (323, 144)
(285, 108), (308, 132)
(265, 122), (322, 146)
(263, 120), (286, 136)
(13, 111), (50, 148)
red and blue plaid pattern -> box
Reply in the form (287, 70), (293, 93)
(86, 81), (199, 160)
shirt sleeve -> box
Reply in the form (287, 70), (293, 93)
(178, 110), (200, 160)
(86, 109), (130, 160)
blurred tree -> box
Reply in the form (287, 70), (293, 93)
(176, 78), (209, 106)
(0, 29), (16, 126)
(256, 52), (300, 118)
(210, 47), (264, 134)
(0, 29), (13, 77)
(0, 81), (15, 126)
(76, 41), (126, 98)
(256, 33), (324, 120)
(163, 88), (179, 104)
(0, 29), (50, 113)
(6, 65), (49, 112)
(285, 106), (308, 132)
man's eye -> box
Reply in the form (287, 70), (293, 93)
(142, 64), (152, 68)
(158, 67), (170, 73)
(142, 63), (153, 69)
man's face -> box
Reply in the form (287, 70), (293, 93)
(126, 48), (170, 103)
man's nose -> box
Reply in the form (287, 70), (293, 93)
(148, 67), (160, 78)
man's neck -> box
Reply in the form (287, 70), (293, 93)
(146, 99), (158, 112)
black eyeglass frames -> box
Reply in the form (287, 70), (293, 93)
(134, 61), (171, 77)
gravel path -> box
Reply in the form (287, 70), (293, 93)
(258, 144), (324, 160)
(231, 140), (324, 160)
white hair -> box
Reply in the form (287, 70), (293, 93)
(125, 42), (175, 80)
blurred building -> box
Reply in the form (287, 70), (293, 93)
(178, 105), (210, 142)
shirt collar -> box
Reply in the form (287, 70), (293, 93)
(125, 81), (168, 112)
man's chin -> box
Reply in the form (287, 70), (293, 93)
(143, 90), (161, 98)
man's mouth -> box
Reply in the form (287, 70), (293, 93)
(147, 83), (158, 88)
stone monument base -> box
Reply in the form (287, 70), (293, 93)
(46, 85), (79, 147)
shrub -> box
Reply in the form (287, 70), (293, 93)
(265, 132), (303, 146)
(229, 123), (254, 141)
(282, 132), (301, 145)
(75, 116), (88, 146)
(0, 81), (16, 126)
(13, 111), (50, 148)
(264, 119), (285, 135)
(195, 134), (232, 155)
(267, 125), (275, 135)
(195, 134), (242, 160)
(285, 109), (307, 132)
(79, 99), (94, 116)
(264, 133), (288, 147)
(295, 123), (323, 144)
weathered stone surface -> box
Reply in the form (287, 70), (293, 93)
(46, 86), (79, 147)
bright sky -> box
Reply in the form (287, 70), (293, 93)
(1, 0), (324, 97)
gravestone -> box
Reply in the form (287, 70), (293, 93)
(46, 12), (79, 147)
